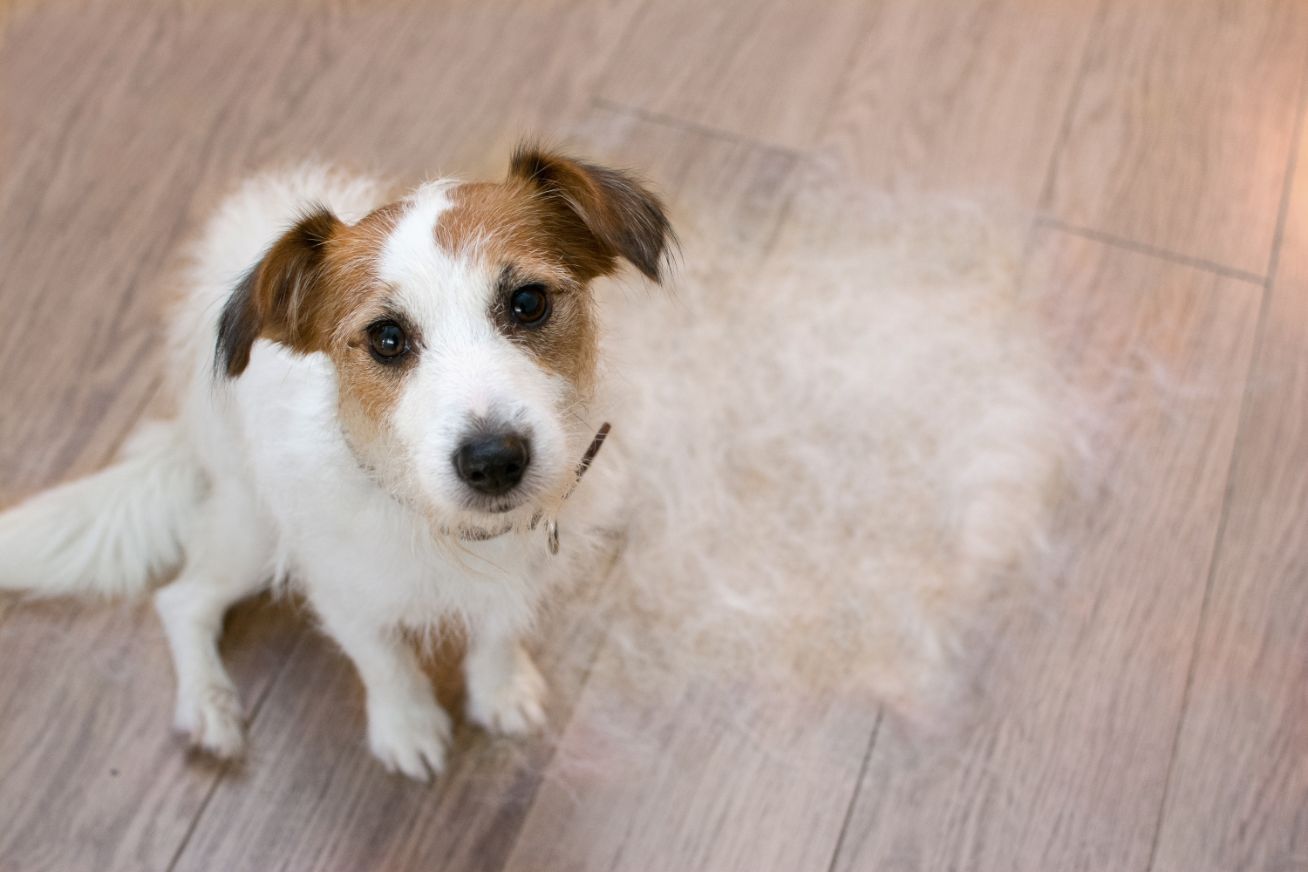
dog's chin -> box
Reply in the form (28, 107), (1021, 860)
(471, 497), (524, 516)
(436, 488), (537, 529)
(416, 465), (569, 535)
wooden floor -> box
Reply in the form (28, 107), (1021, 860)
(1, 1), (1306, 870)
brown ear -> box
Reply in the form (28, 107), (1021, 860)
(509, 144), (674, 282)
(216, 208), (343, 377)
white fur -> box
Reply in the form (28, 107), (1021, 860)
(563, 165), (1078, 730)
(0, 164), (620, 778)
(0, 157), (1074, 775)
(376, 181), (573, 529)
(0, 421), (204, 598)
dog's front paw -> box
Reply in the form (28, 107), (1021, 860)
(175, 681), (245, 759)
(466, 649), (548, 736)
(367, 699), (452, 781)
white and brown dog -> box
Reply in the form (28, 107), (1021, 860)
(0, 145), (672, 780)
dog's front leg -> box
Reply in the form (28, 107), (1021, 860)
(154, 482), (273, 759)
(464, 620), (548, 736)
(317, 603), (451, 781)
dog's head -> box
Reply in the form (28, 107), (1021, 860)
(216, 145), (672, 529)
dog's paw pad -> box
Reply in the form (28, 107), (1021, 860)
(175, 683), (245, 759)
(367, 702), (452, 782)
(467, 654), (548, 736)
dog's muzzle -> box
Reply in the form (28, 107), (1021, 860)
(452, 422), (610, 555)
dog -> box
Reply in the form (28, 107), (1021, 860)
(0, 144), (672, 780)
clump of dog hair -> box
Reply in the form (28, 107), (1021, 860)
(554, 164), (1083, 729)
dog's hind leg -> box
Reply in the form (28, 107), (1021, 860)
(153, 483), (273, 759)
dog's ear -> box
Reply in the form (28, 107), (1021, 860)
(216, 208), (343, 377)
(509, 144), (674, 283)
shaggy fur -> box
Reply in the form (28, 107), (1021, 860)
(0, 151), (1074, 779)
(570, 164), (1077, 725)
(0, 154), (659, 780)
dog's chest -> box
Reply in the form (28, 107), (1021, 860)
(231, 345), (545, 629)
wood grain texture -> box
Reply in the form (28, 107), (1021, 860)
(0, 4), (363, 867)
(0, 2), (643, 870)
(1045, 0), (1308, 276)
(168, 617), (602, 872)
(596, 0), (872, 152)
(820, 0), (1099, 206)
(832, 230), (1262, 872)
(493, 112), (874, 872)
(187, 0), (647, 184)
(0, 0), (201, 497)
(165, 110), (801, 872)
(0, 7), (311, 865)
(0, 596), (300, 872)
(0, 0), (647, 498)
(1148, 113), (1308, 872)
(506, 672), (875, 872)
(3, 0), (1308, 869)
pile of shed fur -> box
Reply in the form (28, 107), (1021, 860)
(555, 164), (1080, 727)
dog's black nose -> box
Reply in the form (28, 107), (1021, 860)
(453, 431), (530, 496)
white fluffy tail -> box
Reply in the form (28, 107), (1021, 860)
(0, 421), (205, 598)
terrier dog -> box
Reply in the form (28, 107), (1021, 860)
(0, 145), (672, 780)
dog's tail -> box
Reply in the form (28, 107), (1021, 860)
(0, 421), (205, 598)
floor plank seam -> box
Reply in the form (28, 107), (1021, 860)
(1141, 45), (1308, 872)
(1262, 46), (1308, 282)
(495, 544), (635, 870)
(591, 97), (803, 161)
(1034, 0), (1111, 216)
(11, 3), (1306, 865)
(163, 759), (227, 872)
(824, 712), (883, 872)
(164, 622), (313, 872)
(805, 2), (884, 150)
(496, 644), (609, 871)
(1016, 206), (1051, 298)
(1034, 216), (1265, 285)
(1138, 294), (1267, 872)
(497, 156), (802, 857)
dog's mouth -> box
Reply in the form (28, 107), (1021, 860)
(441, 423), (611, 549)
(474, 496), (526, 516)
(456, 482), (539, 517)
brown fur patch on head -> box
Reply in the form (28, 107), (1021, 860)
(216, 148), (673, 457)
(217, 203), (404, 376)
(434, 147), (673, 284)
(435, 180), (598, 387)
(496, 265), (600, 389)
(318, 203), (415, 449)
(216, 201), (415, 451)
(217, 208), (343, 377)
(507, 144), (674, 282)
(432, 146), (672, 389)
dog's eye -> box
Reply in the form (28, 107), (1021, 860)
(367, 320), (408, 362)
(509, 284), (550, 326)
